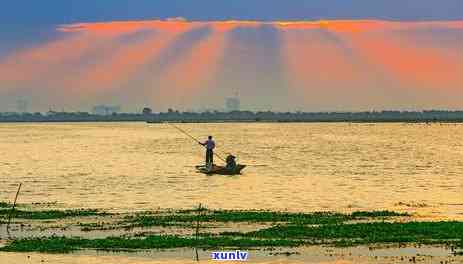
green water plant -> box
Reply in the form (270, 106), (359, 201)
(350, 211), (409, 218)
(0, 208), (104, 220)
(124, 210), (352, 228)
(0, 235), (302, 253)
(0, 202), (11, 208)
(0, 207), (462, 254)
(248, 221), (463, 245)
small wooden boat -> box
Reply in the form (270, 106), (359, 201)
(195, 164), (246, 175)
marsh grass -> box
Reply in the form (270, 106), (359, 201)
(0, 235), (302, 253)
(0, 208), (104, 220)
(123, 210), (359, 228)
(350, 211), (409, 218)
(247, 221), (463, 245)
(85, 210), (410, 230)
(458, 240), (463, 255)
(0, 202), (11, 208)
(2, 221), (461, 253)
(78, 222), (116, 232)
(0, 207), (462, 253)
(0, 205), (408, 226)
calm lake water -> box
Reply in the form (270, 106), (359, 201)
(0, 122), (462, 218)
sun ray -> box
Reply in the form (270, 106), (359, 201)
(281, 28), (361, 95)
(1, 20), (463, 110)
(141, 24), (239, 110)
(332, 25), (463, 91)
(76, 24), (198, 92)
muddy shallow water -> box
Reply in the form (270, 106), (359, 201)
(0, 245), (461, 264)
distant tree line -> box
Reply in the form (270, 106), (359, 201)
(2, 109), (463, 123)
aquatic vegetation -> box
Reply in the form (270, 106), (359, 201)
(350, 211), (410, 218)
(0, 235), (302, 253)
(0, 206), (461, 253)
(204, 210), (350, 224)
(0, 204), (409, 228)
(458, 240), (463, 255)
(78, 222), (115, 232)
(2, 221), (463, 253)
(122, 214), (195, 228)
(122, 209), (411, 229)
(0, 202), (11, 208)
(0, 208), (104, 220)
(248, 221), (463, 245)
(124, 210), (352, 228)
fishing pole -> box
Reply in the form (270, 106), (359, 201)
(166, 122), (226, 163)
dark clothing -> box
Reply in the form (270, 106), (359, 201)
(226, 154), (236, 170)
(206, 149), (213, 166)
(226, 159), (236, 170)
(201, 138), (215, 166)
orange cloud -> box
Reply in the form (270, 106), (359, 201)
(59, 20), (198, 34)
(1, 20), (463, 110)
(281, 20), (463, 92)
(331, 26), (463, 90)
(150, 25), (238, 108)
(77, 25), (199, 92)
(0, 29), (139, 97)
(0, 21), (203, 96)
(281, 29), (361, 92)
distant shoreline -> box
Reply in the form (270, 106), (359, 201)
(2, 110), (463, 123)
(1, 119), (463, 123)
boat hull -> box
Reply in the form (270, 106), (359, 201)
(195, 164), (246, 175)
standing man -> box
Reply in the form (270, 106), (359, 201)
(200, 135), (215, 168)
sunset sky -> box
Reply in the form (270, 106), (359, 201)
(1, 1), (462, 112)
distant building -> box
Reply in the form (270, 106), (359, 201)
(92, 105), (121, 115)
(225, 97), (240, 112)
(142, 107), (152, 115)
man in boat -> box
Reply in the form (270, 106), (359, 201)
(226, 154), (237, 171)
(200, 135), (215, 168)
